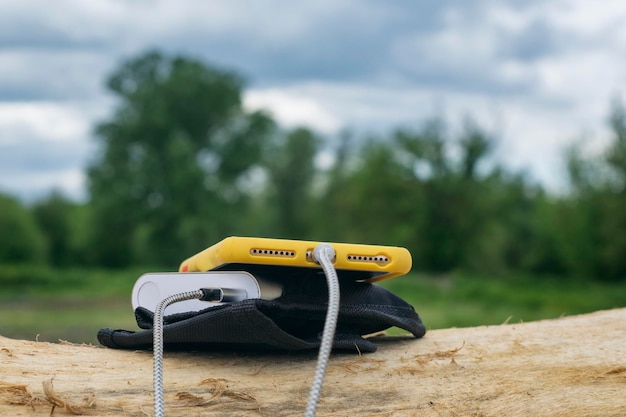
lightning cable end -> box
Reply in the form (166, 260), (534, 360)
(200, 287), (248, 303)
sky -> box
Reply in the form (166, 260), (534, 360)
(1, 0), (625, 201)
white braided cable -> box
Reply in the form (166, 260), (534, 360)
(304, 243), (340, 417)
(151, 243), (339, 417)
(153, 289), (204, 417)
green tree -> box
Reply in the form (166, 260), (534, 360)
(265, 127), (319, 238)
(333, 139), (420, 247)
(558, 99), (626, 280)
(32, 191), (74, 267)
(0, 193), (46, 264)
(88, 50), (275, 267)
(600, 99), (626, 279)
(551, 145), (606, 277)
(312, 130), (357, 241)
(313, 119), (499, 273)
(484, 176), (560, 274)
(394, 120), (496, 272)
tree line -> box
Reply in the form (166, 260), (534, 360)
(2, 50), (625, 281)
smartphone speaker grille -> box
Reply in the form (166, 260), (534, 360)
(250, 248), (296, 258)
(346, 254), (390, 264)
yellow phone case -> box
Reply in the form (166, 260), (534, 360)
(179, 236), (412, 282)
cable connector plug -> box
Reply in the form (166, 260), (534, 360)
(199, 287), (248, 303)
(311, 243), (336, 265)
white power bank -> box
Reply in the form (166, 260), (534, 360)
(132, 271), (282, 315)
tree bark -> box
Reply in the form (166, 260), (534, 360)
(1, 308), (625, 416)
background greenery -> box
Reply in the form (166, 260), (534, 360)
(0, 266), (622, 344)
(1, 50), (625, 344)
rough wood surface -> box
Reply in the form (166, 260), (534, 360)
(1, 308), (625, 416)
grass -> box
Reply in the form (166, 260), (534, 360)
(380, 273), (625, 330)
(1, 265), (624, 344)
(1, 297), (136, 344)
(0, 265), (146, 344)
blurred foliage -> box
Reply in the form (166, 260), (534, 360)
(266, 128), (319, 239)
(0, 194), (46, 264)
(87, 50), (275, 267)
(31, 191), (87, 267)
(1, 49), (626, 282)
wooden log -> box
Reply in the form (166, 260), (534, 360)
(1, 308), (625, 416)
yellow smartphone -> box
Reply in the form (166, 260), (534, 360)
(179, 236), (412, 282)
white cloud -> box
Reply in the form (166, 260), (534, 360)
(0, 50), (114, 101)
(0, 0), (364, 52)
(547, 0), (626, 34)
(1, 0), (626, 200)
(241, 78), (617, 191)
(0, 102), (93, 143)
(0, 101), (107, 201)
(244, 88), (342, 134)
(0, 168), (86, 202)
